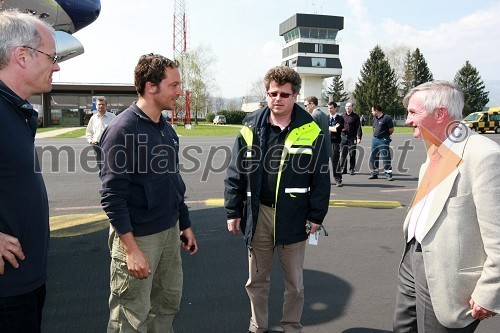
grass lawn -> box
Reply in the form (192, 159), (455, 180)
(175, 124), (413, 136)
(174, 123), (242, 136)
(362, 125), (414, 134)
(42, 123), (413, 138)
(36, 126), (62, 133)
(55, 128), (87, 138)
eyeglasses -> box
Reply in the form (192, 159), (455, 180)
(267, 91), (294, 99)
(23, 46), (58, 64)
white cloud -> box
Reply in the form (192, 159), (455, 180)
(54, 0), (500, 100)
(379, 3), (500, 80)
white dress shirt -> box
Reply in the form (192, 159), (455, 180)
(85, 111), (116, 144)
(407, 128), (460, 243)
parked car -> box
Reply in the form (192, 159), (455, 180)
(213, 115), (226, 125)
(462, 109), (500, 133)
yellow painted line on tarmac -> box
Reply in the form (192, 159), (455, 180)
(205, 198), (225, 206)
(329, 199), (401, 209)
(204, 198), (401, 209)
(49, 198), (401, 238)
(50, 213), (109, 238)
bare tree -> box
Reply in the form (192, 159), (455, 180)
(226, 98), (241, 111)
(246, 77), (266, 103)
(178, 44), (218, 124)
(383, 43), (411, 90)
(212, 95), (226, 113)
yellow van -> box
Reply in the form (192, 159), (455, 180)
(462, 109), (500, 134)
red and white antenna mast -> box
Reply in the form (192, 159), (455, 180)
(173, 0), (191, 125)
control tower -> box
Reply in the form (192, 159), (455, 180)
(279, 13), (344, 103)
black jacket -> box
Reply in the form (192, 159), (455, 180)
(224, 105), (330, 248)
(0, 81), (49, 297)
(329, 113), (344, 143)
(342, 112), (362, 139)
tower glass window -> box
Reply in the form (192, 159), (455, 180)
(311, 58), (327, 67)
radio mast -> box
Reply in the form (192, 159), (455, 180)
(173, 0), (191, 125)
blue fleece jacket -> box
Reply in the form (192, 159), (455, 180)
(0, 81), (49, 297)
(99, 103), (191, 236)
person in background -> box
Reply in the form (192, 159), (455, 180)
(328, 101), (345, 187)
(304, 95), (333, 159)
(0, 9), (60, 332)
(339, 102), (362, 175)
(224, 66), (330, 333)
(85, 96), (115, 172)
(368, 105), (394, 180)
(393, 81), (500, 332)
(99, 53), (198, 333)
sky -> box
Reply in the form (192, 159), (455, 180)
(55, 0), (500, 105)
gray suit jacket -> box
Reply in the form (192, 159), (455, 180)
(402, 130), (500, 327)
(311, 108), (333, 157)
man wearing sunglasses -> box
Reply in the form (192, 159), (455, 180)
(225, 66), (330, 333)
(0, 10), (60, 332)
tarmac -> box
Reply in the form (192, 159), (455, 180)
(35, 134), (499, 333)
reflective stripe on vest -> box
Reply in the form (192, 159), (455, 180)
(276, 121), (320, 204)
(240, 126), (253, 149)
(284, 187), (310, 194)
(240, 121), (321, 243)
(287, 147), (313, 155)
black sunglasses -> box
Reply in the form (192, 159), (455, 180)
(267, 91), (294, 99)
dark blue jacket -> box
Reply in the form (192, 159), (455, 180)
(0, 81), (49, 297)
(99, 103), (191, 236)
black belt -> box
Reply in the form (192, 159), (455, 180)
(374, 135), (388, 139)
(260, 200), (276, 208)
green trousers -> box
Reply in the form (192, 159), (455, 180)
(107, 224), (183, 333)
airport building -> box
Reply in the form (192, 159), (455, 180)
(280, 13), (344, 103)
(28, 83), (137, 127)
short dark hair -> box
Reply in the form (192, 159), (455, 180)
(328, 101), (337, 108)
(372, 105), (382, 112)
(134, 53), (179, 96)
(305, 96), (318, 106)
(264, 66), (301, 95)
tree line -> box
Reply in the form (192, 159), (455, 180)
(178, 44), (490, 122)
(326, 45), (489, 117)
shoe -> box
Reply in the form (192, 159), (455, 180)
(336, 181), (343, 187)
(349, 170), (355, 175)
(386, 174), (394, 181)
(342, 170), (347, 174)
(368, 174), (378, 179)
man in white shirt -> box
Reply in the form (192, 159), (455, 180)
(85, 97), (115, 171)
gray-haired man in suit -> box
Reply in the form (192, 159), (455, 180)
(393, 81), (499, 332)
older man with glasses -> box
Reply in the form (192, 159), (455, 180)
(225, 66), (330, 333)
(0, 9), (60, 333)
